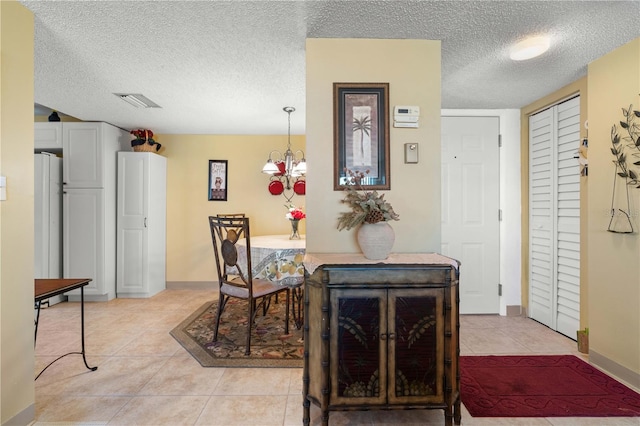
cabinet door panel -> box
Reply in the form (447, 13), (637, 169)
(63, 123), (103, 188)
(63, 188), (104, 295)
(388, 288), (444, 404)
(35, 122), (62, 150)
(330, 289), (387, 405)
(117, 154), (148, 294)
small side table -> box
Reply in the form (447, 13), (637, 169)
(34, 278), (98, 380)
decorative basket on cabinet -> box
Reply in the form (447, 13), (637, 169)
(130, 129), (162, 153)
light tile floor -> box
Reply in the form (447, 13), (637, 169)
(33, 288), (639, 426)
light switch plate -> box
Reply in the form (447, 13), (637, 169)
(404, 143), (418, 163)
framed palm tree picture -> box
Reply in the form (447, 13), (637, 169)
(333, 82), (390, 190)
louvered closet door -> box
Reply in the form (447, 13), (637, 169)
(529, 107), (554, 328)
(555, 98), (581, 338)
(528, 96), (581, 339)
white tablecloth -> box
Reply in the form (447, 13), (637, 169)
(233, 235), (306, 286)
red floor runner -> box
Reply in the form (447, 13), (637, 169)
(460, 355), (640, 417)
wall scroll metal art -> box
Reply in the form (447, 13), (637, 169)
(608, 104), (639, 233)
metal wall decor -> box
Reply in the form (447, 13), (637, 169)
(608, 104), (639, 233)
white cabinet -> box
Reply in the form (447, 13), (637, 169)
(63, 122), (128, 301)
(63, 122), (128, 188)
(35, 122), (63, 150)
(117, 152), (167, 298)
(63, 188), (112, 299)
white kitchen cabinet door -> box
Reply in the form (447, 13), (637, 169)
(61, 122), (124, 302)
(34, 122), (63, 150)
(62, 122), (127, 188)
(63, 123), (104, 188)
(63, 188), (115, 301)
(117, 152), (167, 298)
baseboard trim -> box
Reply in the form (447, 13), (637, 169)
(506, 305), (522, 316)
(166, 281), (216, 290)
(3, 402), (34, 426)
(590, 349), (640, 391)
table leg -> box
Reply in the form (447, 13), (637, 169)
(302, 396), (310, 426)
(35, 285), (97, 380)
(291, 286), (304, 329)
(80, 286), (98, 373)
(34, 300), (42, 345)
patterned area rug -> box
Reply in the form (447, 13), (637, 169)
(460, 355), (640, 417)
(170, 297), (303, 368)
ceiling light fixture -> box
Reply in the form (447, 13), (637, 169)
(510, 35), (550, 61)
(114, 93), (161, 108)
(262, 106), (306, 202)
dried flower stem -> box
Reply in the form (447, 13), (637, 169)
(337, 168), (399, 231)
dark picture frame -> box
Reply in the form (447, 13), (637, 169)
(208, 160), (228, 201)
(333, 82), (390, 190)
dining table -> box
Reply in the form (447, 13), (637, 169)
(232, 234), (305, 328)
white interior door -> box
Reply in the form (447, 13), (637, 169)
(528, 96), (581, 338)
(441, 116), (500, 314)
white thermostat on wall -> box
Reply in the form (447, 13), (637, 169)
(393, 106), (420, 128)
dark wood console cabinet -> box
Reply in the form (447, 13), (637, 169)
(302, 253), (461, 426)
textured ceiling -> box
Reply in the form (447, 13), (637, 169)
(20, 0), (640, 135)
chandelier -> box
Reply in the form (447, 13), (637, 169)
(262, 106), (306, 201)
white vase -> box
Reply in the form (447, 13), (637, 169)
(356, 222), (395, 260)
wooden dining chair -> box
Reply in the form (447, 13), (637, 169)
(208, 215), (290, 355)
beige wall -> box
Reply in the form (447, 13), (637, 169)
(161, 134), (306, 282)
(587, 38), (640, 377)
(520, 77), (588, 326)
(36, 39), (443, 283)
(1, 1), (36, 424)
(305, 39), (442, 253)
(521, 38), (640, 384)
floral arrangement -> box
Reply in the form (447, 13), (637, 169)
(337, 169), (399, 231)
(130, 129), (161, 151)
(285, 204), (306, 221)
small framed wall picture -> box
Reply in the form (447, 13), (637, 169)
(333, 82), (390, 190)
(208, 160), (228, 201)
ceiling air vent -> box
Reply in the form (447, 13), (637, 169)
(114, 93), (161, 108)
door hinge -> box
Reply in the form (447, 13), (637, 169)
(498, 283), (502, 296)
(498, 134), (502, 147)
(499, 209), (503, 221)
